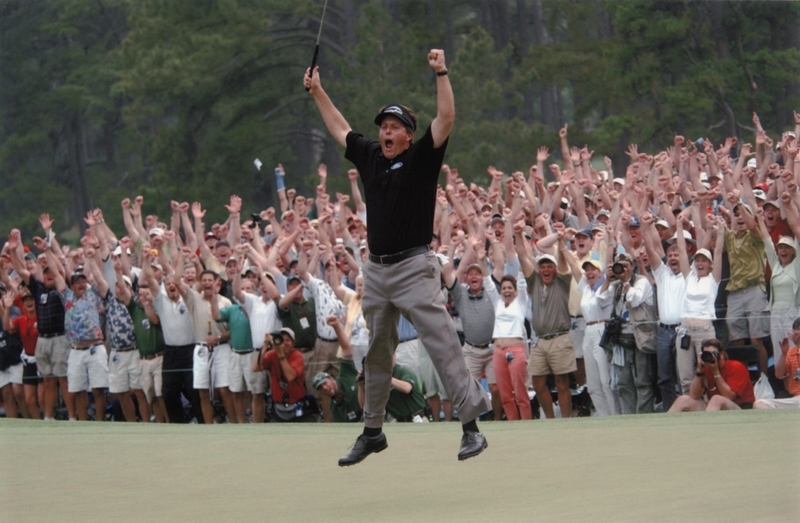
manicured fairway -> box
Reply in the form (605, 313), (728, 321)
(2, 411), (797, 522)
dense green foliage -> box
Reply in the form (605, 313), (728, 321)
(2, 0), (798, 241)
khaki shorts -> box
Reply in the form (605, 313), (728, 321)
(727, 285), (770, 341)
(529, 334), (576, 376)
(229, 351), (266, 394)
(139, 354), (163, 403)
(67, 344), (109, 393)
(193, 343), (231, 389)
(35, 335), (70, 378)
(108, 349), (142, 394)
(463, 342), (495, 384)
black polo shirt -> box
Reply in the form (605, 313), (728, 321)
(27, 277), (66, 336)
(345, 125), (448, 256)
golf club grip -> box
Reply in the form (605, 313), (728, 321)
(305, 45), (320, 92)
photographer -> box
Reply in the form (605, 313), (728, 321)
(260, 328), (311, 422)
(597, 252), (657, 414)
(668, 338), (755, 411)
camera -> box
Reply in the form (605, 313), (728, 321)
(612, 262), (626, 277)
(270, 331), (284, 346)
(248, 213), (262, 229)
(700, 351), (718, 364)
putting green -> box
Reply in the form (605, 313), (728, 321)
(2, 411), (798, 522)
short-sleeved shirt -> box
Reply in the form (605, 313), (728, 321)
(127, 298), (166, 358)
(218, 305), (252, 352)
(702, 359), (755, 406)
(102, 290), (137, 350)
(304, 276), (344, 341)
(60, 286), (104, 345)
(11, 314), (38, 355)
(448, 282), (495, 346)
(26, 277), (65, 336)
(724, 229), (765, 292)
(526, 271), (572, 337)
(152, 291), (195, 347)
(386, 364), (426, 420)
(277, 298), (317, 349)
(331, 358), (362, 423)
(262, 349), (305, 403)
(241, 293), (280, 349)
(183, 289), (231, 343)
(345, 126), (448, 255)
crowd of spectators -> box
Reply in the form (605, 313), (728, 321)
(1, 110), (800, 423)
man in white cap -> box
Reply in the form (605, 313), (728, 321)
(515, 225), (575, 419)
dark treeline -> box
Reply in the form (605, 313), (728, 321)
(2, 0), (799, 240)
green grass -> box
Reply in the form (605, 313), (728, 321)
(2, 410), (798, 523)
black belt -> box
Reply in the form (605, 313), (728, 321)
(40, 332), (65, 339)
(143, 351), (163, 360)
(114, 346), (137, 352)
(659, 322), (680, 329)
(318, 336), (337, 343)
(399, 337), (418, 343)
(539, 332), (566, 340)
(369, 246), (429, 266)
(297, 347), (313, 353)
(73, 343), (102, 351)
(467, 341), (490, 349)
(235, 349), (254, 354)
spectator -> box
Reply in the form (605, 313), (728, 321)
(754, 319), (800, 409)
(668, 338), (755, 412)
(260, 328), (310, 422)
(313, 316), (362, 423)
(2, 287), (41, 418)
(0, 286), (25, 418)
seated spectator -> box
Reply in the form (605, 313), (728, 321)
(668, 339), (755, 412)
(754, 319), (800, 409)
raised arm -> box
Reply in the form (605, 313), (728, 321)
(84, 246), (109, 298)
(427, 49), (454, 149)
(304, 68), (351, 147)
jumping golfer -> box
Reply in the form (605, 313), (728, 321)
(304, 49), (490, 465)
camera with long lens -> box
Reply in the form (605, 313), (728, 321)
(611, 262), (626, 279)
(700, 351), (718, 364)
(249, 213), (262, 229)
(270, 331), (284, 346)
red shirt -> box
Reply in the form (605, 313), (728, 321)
(783, 347), (800, 397)
(12, 314), (38, 356)
(703, 359), (756, 405)
(262, 349), (306, 403)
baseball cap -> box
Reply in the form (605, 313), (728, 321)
(70, 272), (87, 285)
(24, 252), (36, 261)
(776, 236), (796, 250)
(582, 259), (604, 272)
(753, 189), (766, 201)
(490, 213), (504, 225)
(669, 230), (695, 244)
(225, 256), (237, 265)
(279, 327), (295, 341)
(148, 227), (164, 237)
(204, 232), (217, 240)
(121, 275), (133, 287)
(694, 248), (713, 262)
(597, 210), (611, 218)
(374, 104), (417, 132)
(465, 263), (483, 274)
(746, 158), (757, 168)
(733, 202), (754, 216)
(628, 217), (640, 227)
(537, 254), (557, 265)
(216, 239), (230, 248)
(575, 228), (593, 238)
(286, 275), (302, 286)
(312, 371), (331, 390)
(655, 219), (670, 229)
(764, 200), (780, 210)
(613, 177), (626, 186)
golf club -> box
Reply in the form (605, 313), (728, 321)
(305, 0), (330, 92)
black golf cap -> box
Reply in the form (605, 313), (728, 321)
(374, 104), (416, 132)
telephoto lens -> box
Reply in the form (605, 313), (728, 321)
(700, 351), (717, 364)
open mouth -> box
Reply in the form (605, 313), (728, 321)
(383, 139), (394, 153)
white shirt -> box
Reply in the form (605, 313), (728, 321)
(653, 263), (686, 324)
(682, 267), (718, 320)
(305, 275), (345, 341)
(242, 292), (281, 349)
(153, 291), (195, 346)
(484, 274), (528, 339)
(578, 277), (612, 323)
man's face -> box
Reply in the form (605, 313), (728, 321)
(138, 286), (152, 304)
(596, 214), (609, 225)
(574, 233), (591, 255)
(378, 116), (413, 160)
(466, 268), (483, 293)
(763, 205), (779, 228)
(225, 261), (237, 278)
(318, 376), (338, 398)
(733, 208), (748, 232)
(70, 276), (88, 298)
(287, 280), (304, 303)
(666, 245), (681, 272)
(539, 261), (556, 285)
(165, 277), (180, 301)
(205, 237), (217, 250)
(42, 270), (55, 289)
(200, 273), (216, 295)
(657, 225), (671, 241)
(215, 244), (231, 262)
(241, 279), (256, 295)
(628, 225), (641, 243)
(491, 221), (504, 239)
(183, 266), (196, 285)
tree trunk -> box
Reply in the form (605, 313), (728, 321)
(65, 113), (91, 232)
(516, 0), (535, 122)
(531, 0), (559, 129)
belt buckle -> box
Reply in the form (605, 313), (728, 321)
(377, 254), (390, 266)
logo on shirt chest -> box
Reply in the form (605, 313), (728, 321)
(391, 162), (403, 170)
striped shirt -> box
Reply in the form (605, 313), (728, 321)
(448, 281), (495, 346)
(27, 277), (65, 336)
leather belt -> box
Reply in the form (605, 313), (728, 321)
(40, 332), (65, 339)
(586, 320), (606, 326)
(659, 322), (680, 329)
(369, 246), (429, 266)
(399, 337), (418, 343)
(235, 349), (254, 355)
(318, 336), (337, 343)
(466, 341), (490, 349)
(114, 346), (137, 352)
(539, 332), (566, 340)
(73, 342), (103, 351)
(143, 351), (163, 360)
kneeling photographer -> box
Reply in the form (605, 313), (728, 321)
(668, 338), (755, 412)
(598, 252), (657, 415)
(259, 328), (316, 422)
